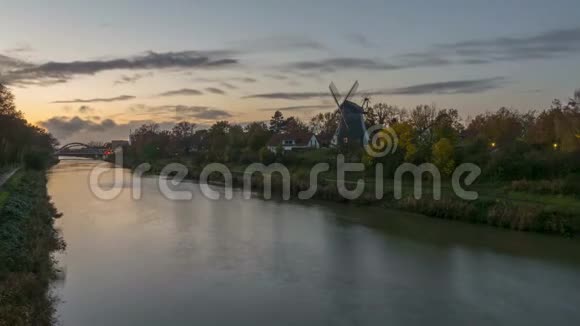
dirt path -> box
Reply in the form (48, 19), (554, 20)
(0, 167), (20, 188)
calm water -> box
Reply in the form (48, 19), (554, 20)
(49, 160), (580, 325)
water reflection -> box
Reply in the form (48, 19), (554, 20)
(50, 160), (580, 325)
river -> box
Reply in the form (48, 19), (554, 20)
(48, 159), (580, 325)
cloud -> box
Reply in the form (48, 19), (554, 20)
(158, 88), (203, 97)
(4, 44), (34, 55)
(284, 27), (580, 73)
(286, 57), (398, 72)
(345, 33), (377, 48)
(130, 104), (233, 121)
(259, 104), (335, 111)
(3, 35), (323, 87)
(392, 26), (580, 69)
(38, 116), (118, 139)
(376, 77), (507, 95)
(0, 54), (33, 71)
(191, 76), (256, 87)
(51, 95), (135, 103)
(1, 50), (238, 86)
(235, 77), (256, 83)
(114, 72), (153, 85)
(38, 115), (176, 143)
(283, 55), (460, 73)
(244, 91), (327, 100)
(428, 26), (580, 62)
(519, 89), (543, 94)
(245, 77), (506, 99)
(164, 105), (233, 120)
(220, 82), (237, 90)
(78, 105), (96, 114)
(175, 106), (232, 120)
(264, 74), (288, 80)
(205, 87), (226, 95)
(233, 35), (326, 52)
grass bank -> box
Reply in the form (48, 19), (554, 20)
(0, 169), (65, 326)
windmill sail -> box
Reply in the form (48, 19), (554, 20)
(329, 82), (349, 129)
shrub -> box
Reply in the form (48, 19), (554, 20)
(510, 179), (566, 195)
(563, 173), (580, 196)
(0, 171), (65, 325)
(23, 152), (50, 170)
(258, 147), (275, 164)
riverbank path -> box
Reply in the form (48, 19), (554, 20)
(0, 167), (20, 189)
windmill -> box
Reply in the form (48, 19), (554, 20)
(329, 81), (369, 147)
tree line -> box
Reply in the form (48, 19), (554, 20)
(0, 84), (58, 169)
(126, 89), (580, 182)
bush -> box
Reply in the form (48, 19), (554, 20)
(509, 174), (580, 197)
(259, 147), (275, 164)
(510, 179), (566, 195)
(0, 171), (65, 325)
(563, 173), (580, 195)
(486, 201), (542, 230)
(23, 152), (50, 170)
(396, 197), (484, 223)
(394, 196), (580, 236)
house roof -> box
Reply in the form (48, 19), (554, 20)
(267, 131), (316, 147)
(316, 132), (334, 144)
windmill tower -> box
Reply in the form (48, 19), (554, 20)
(329, 81), (369, 147)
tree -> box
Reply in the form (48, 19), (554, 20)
(432, 138), (455, 176)
(567, 88), (580, 110)
(0, 84), (58, 167)
(259, 147), (275, 164)
(269, 110), (285, 133)
(284, 116), (308, 134)
(466, 107), (524, 146)
(207, 121), (230, 161)
(245, 122), (271, 151)
(0, 84), (18, 116)
(432, 109), (463, 143)
(192, 129), (209, 152)
(310, 111), (338, 136)
(364, 103), (404, 127)
(527, 95), (580, 152)
(391, 121), (417, 162)
(172, 121), (196, 154)
(226, 124), (245, 162)
(172, 121), (196, 139)
(410, 105), (437, 134)
(129, 123), (172, 160)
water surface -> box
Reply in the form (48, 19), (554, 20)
(49, 160), (580, 325)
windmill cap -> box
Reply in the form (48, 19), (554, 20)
(341, 100), (365, 113)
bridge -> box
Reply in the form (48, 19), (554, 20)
(55, 142), (112, 159)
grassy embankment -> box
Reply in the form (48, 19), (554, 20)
(0, 169), (65, 326)
(121, 156), (580, 237)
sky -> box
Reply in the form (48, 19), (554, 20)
(1, 0), (579, 143)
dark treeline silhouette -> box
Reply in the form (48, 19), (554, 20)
(0, 84), (58, 169)
(126, 90), (580, 184)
